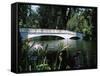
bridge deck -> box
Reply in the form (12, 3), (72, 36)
(19, 28), (83, 40)
(20, 28), (80, 35)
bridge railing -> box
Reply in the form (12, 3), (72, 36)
(20, 28), (78, 35)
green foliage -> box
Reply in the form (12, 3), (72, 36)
(18, 5), (96, 40)
(58, 42), (70, 51)
(67, 8), (94, 40)
(36, 64), (51, 71)
(67, 14), (79, 31)
(19, 40), (72, 72)
(18, 4), (39, 28)
(19, 41), (50, 72)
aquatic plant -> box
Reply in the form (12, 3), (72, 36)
(36, 64), (51, 71)
(54, 42), (70, 70)
(19, 40), (72, 71)
(29, 42), (49, 71)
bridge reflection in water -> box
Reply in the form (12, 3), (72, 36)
(20, 28), (84, 40)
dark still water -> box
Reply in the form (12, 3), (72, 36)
(28, 36), (97, 70)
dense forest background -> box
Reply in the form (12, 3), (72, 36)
(18, 4), (97, 40)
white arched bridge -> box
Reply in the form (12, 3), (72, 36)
(19, 28), (84, 40)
